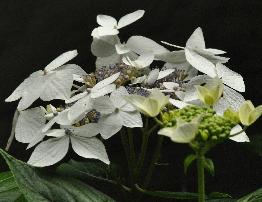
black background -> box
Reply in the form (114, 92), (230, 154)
(0, 0), (261, 201)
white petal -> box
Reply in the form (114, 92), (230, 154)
(157, 69), (175, 80)
(91, 84), (116, 98)
(40, 70), (73, 101)
(61, 64), (87, 76)
(45, 129), (66, 137)
(110, 86), (129, 108)
(65, 91), (88, 104)
(132, 75), (146, 84)
(117, 10), (145, 29)
(229, 125), (250, 142)
(71, 136), (109, 164)
(216, 63), (245, 92)
(69, 123), (100, 137)
(28, 136), (69, 167)
(129, 53), (154, 68)
(186, 27), (205, 49)
(42, 117), (57, 133)
(213, 97), (229, 115)
(169, 98), (189, 109)
(126, 36), (168, 55)
(15, 107), (46, 143)
(98, 113), (122, 139)
(95, 54), (121, 68)
(204, 48), (226, 55)
(97, 15), (117, 27)
(163, 82), (179, 90)
(5, 70), (43, 102)
(156, 50), (186, 64)
(93, 96), (115, 114)
(68, 95), (93, 123)
(196, 49), (229, 64)
(163, 62), (198, 81)
(93, 72), (120, 90)
(118, 111), (143, 128)
(97, 26), (119, 36)
(223, 86), (245, 111)
(17, 74), (46, 111)
(115, 43), (130, 54)
(185, 48), (217, 78)
(146, 68), (159, 85)
(44, 50), (78, 72)
(91, 35), (119, 57)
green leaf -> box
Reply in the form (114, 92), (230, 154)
(207, 199), (237, 202)
(0, 171), (25, 202)
(204, 158), (215, 176)
(238, 187), (262, 202)
(0, 149), (115, 202)
(57, 160), (119, 185)
(57, 160), (108, 178)
(135, 184), (199, 200)
(183, 154), (196, 174)
(208, 192), (232, 199)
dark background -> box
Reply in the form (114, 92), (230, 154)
(0, 0), (261, 201)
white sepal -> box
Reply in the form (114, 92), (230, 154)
(28, 136), (69, 167)
(44, 50), (78, 72)
(229, 125), (250, 142)
(15, 107), (46, 144)
(117, 10), (145, 29)
(71, 136), (110, 164)
(118, 111), (143, 128)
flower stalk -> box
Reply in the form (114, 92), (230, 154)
(196, 148), (206, 202)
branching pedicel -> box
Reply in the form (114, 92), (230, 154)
(5, 10), (262, 202)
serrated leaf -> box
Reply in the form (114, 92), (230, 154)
(135, 184), (199, 200)
(184, 154), (196, 174)
(0, 171), (25, 202)
(209, 192), (232, 199)
(238, 187), (262, 202)
(0, 149), (115, 202)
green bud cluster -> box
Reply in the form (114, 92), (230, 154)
(161, 105), (236, 143)
(197, 114), (235, 142)
(161, 105), (215, 127)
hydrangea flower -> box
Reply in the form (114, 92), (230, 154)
(67, 72), (120, 123)
(5, 50), (86, 111)
(27, 123), (109, 167)
(125, 89), (169, 117)
(91, 10), (145, 37)
(162, 27), (229, 78)
(93, 86), (143, 139)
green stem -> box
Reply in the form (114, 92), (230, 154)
(135, 127), (150, 181)
(120, 129), (134, 185)
(143, 135), (164, 188)
(127, 128), (136, 170)
(196, 149), (205, 202)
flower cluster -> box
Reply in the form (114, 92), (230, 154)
(5, 10), (262, 167)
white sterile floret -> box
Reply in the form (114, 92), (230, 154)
(162, 27), (229, 78)
(27, 123), (109, 167)
(93, 86), (143, 139)
(15, 107), (46, 149)
(67, 72), (120, 123)
(126, 36), (186, 64)
(5, 50), (87, 111)
(215, 63), (245, 92)
(91, 10), (145, 38)
(132, 68), (175, 85)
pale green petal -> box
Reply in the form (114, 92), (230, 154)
(158, 120), (199, 143)
(249, 105), (262, 125)
(239, 100), (254, 126)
